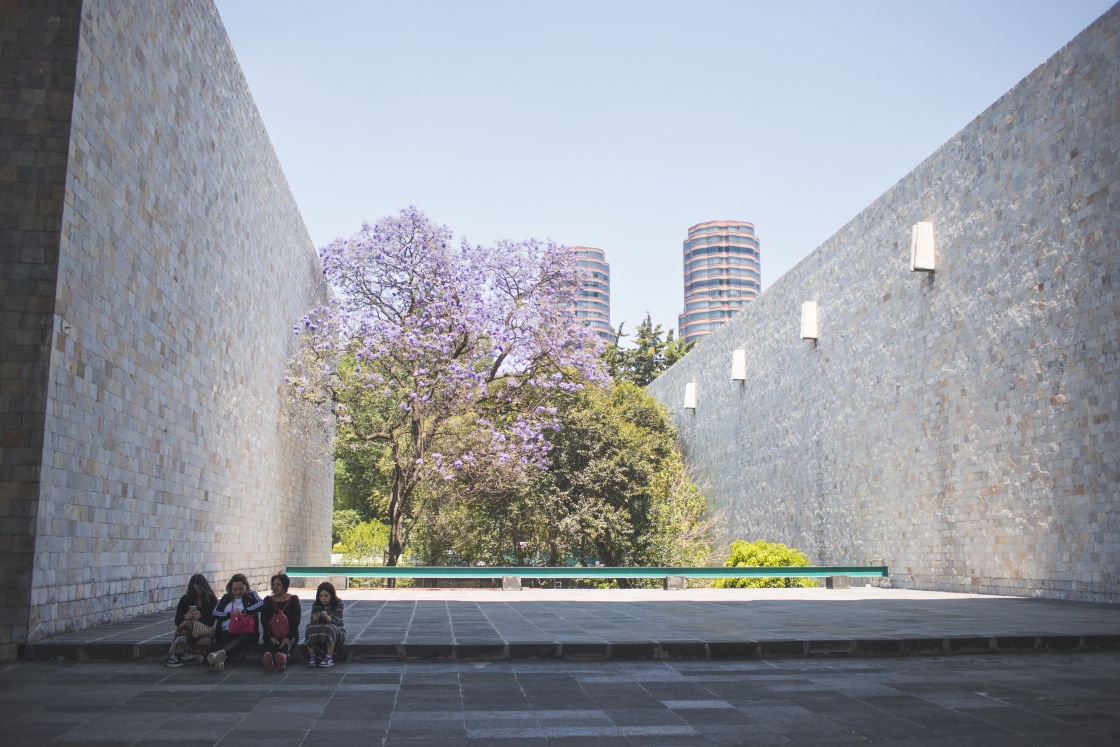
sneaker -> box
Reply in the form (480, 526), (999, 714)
(210, 649), (226, 672)
(320, 654), (334, 667)
(274, 653), (287, 672)
(165, 655), (183, 668)
(262, 652), (274, 672)
(306, 654), (318, 667)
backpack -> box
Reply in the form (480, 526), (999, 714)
(267, 597), (291, 639)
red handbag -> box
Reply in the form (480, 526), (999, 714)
(227, 598), (255, 634)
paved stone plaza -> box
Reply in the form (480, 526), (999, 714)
(4, 652), (1119, 746)
(27, 589), (1120, 662)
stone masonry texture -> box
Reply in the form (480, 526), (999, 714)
(0, 0), (82, 663)
(649, 5), (1120, 603)
(0, 0), (333, 657)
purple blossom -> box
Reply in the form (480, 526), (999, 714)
(288, 207), (606, 561)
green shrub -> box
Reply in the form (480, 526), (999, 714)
(332, 509), (363, 546)
(711, 539), (817, 588)
(333, 519), (390, 565)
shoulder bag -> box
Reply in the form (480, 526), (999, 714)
(228, 598), (255, 635)
(267, 597), (291, 640)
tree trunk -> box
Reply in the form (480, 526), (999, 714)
(384, 466), (405, 588)
(387, 516), (404, 565)
(599, 545), (631, 589)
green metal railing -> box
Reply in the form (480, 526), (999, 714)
(284, 565), (888, 579)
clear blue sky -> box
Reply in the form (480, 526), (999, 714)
(215, 0), (1115, 339)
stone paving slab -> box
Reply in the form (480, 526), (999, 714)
(4, 653), (1120, 745)
(25, 588), (1120, 662)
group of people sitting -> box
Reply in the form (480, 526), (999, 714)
(167, 572), (346, 671)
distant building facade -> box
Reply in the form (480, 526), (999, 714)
(678, 220), (761, 344)
(572, 246), (613, 341)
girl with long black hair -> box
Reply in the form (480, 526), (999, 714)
(304, 582), (345, 667)
(166, 574), (217, 667)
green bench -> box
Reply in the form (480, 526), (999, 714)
(284, 565), (889, 590)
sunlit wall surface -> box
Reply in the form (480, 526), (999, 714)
(650, 4), (1120, 602)
(572, 246), (613, 341)
(678, 221), (761, 344)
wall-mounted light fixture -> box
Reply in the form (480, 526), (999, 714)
(684, 382), (697, 410)
(731, 349), (746, 381)
(800, 301), (818, 340)
(910, 222), (935, 272)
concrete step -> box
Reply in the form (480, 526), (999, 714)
(24, 634), (1120, 663)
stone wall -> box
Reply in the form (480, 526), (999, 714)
(0, 0), (333, 652)
(650, 5), (1119, 603)
(0, 0), (82, 663)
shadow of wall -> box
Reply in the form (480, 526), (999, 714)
(0, 0), (335, 650)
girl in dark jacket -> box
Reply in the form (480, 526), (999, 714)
(261, 573), (301, 673)
(166, 574), (217, 667)
(207, 573), (264, 672)
(304, 582), (345, 667)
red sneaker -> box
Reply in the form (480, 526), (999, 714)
(275, 652), (287, 672)
(262, 652), (274, 672)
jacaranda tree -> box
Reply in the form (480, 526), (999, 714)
(288, 207), (604, 566)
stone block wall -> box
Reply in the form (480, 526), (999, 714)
(0, 0), (333, 652)
(0, 0), (82, 663)
(649, 5), (1120, 603)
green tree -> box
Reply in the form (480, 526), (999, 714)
(331, 508), (363, 546)
(608, 314), (694, 387)
(331, 399), (394, 544)
(538, 381), (673, 567)
(418, 381), (714, 578)
(646, 450), (714, 568)
(288, 209), (604, 567)
(333, 519), (391, 565)
(711, 540), (817, 588)
(333, 420), (392, 520)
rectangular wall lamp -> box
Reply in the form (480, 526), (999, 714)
(684, 382), (697, 410)
(800, 301), (818, 340)
(911, 221), (935, 272)
(731, 349), (746, 381)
